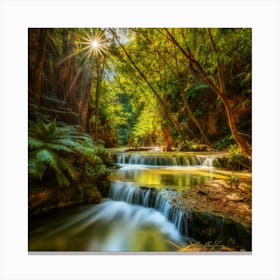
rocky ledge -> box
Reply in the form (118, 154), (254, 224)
(178, 180), (252, 250)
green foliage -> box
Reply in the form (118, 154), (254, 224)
(29, 27), (251, 154)
(215, 135), (235, 150)
(94, 147), (113, 167)
(228, 144), (244, 160)
(28, 118), (110, 187)
(129, 100), (163, 146)
(229, 173), (240, 186)
(185, 84), (210, 99)
(227, 144), (250, 170)
(177, 140), (197, 151)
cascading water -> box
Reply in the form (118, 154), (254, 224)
(109, 181), (191, 236)
(115, 153), (203, 166)
(202, 157), (214, 167)
(106, 152), (223, 243)
(115, 152), (218, 168)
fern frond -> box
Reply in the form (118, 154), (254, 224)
(46, 143), (73, 153)
(28, 159), (47, 179)
(44, 120), (58, 139)
(56, 171), (70, 187)
(55, 138), (82, 149)
(28, 120), (44, 138)
(28, 136), (45, 149)
(58, 158), (79, 180)
(35, 149), (60, 172)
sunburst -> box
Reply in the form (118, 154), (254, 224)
(56, 29), (109, 67)
(54, 29), (109, 97)
(78, 29), (109, 57)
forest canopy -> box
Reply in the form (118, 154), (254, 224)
(28, 28), (252, 158)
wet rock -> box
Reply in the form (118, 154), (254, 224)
(178, 179), (251, 250)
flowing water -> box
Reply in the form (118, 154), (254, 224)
(29, 152), (223, 252)
(29, 200), (187, 251)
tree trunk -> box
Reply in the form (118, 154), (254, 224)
(32, 28), (47, 107)
(93, 56), (105, 140)
(179, 87), (211, 146)
(173, 48), (211, 146)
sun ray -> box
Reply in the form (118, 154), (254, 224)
(56, 29), (109, 67)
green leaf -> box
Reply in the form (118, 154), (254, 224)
(35, 149), (59, 172)
(28, 159), (47, 179)
(56, 172), (70, 187)
(56, 138), (82, 149)
(47, 143), (73, 153)
(28, 136), (45, 149)
(58, 158), (79, 180)
(185, 83), (210, 98)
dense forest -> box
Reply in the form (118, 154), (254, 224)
(29, 28), (251, 153)
(28, 28), (252, 252)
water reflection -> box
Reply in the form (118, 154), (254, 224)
(111, 165), (215, 191)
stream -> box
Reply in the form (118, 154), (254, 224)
(29, 151), (227, 252)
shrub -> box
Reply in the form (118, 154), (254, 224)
(215, 135), (235, 150)
(229, 173), (240, 186)
(227, 144), (250, 170)
(178, 140), (199, 151)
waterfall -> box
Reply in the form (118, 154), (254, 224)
(202, 157), (214, 167)
(115, 153), (204, 167)
(109, 181), (191, 236)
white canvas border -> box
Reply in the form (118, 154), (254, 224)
(0, 0), (279, 279)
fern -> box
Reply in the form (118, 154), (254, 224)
(28, 159), (47, 180)
(58, 158), (79, 180)
(28, 118), (109, 188)
(56, 171), (70, 187)
(46, 143), (73, 153)
(28, 136), (45, 149)
(35, 149), (59, 172)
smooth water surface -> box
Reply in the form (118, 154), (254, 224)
(110, 165), (226, 192)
